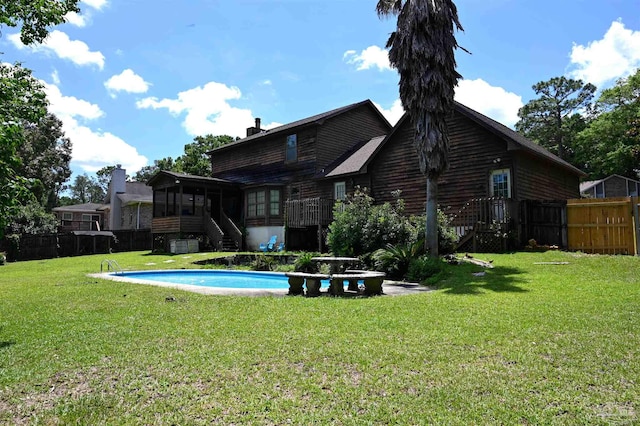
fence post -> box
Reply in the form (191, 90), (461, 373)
(633, 196), (640, 256)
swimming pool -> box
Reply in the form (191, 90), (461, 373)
(113, 269), (295, 289)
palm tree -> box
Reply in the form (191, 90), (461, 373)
(377, 0), (464, 256)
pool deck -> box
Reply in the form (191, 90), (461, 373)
(88, 272), (433, 297)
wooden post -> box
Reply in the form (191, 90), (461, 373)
(633, 196), (640, 256)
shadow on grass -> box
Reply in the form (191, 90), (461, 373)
(0, 341), (15, 350)
(436, 264), (528, 295)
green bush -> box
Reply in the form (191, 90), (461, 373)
(252, 254), (275, 271)
(407, 255), (445, 283)
(372, 240), (424, 280)
(294, 252), (319, 273)
(327, 187), (459, 261)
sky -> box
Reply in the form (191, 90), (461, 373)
(2, 0), (640, 180)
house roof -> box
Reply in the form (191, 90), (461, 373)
(207, 99), (390, 154)
(453, 102), (586, 176)
(147, 170), (234, 187)
(52, 203), (106, 213)
(116, 182), (153, 205)
(580, 174), (640, 192)
(324, 135), (386, 178)
(323, 103), (586, 179)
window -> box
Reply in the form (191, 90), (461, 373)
(490, 169), (511, 198)
(334, 181), (346, 201)
(286, 134), (297, 162)
(270, 190), (280, 215)
(595, 182), (605, 198)
(628, 180), (639, 197)
(248, 190), (265, 217)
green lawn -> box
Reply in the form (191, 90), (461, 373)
(1, 250), (638, 424)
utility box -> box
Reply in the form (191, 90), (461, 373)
(169, 239), (199, 254)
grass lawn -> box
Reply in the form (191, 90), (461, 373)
(1, 250), (639, 424)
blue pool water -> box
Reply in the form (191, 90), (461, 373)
(114, 269), (294, 289)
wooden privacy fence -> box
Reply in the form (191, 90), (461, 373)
(567, 197), (639, 255)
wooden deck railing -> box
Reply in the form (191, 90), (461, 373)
(449, 197), (511, 238)
(285, 198), (335, 228)
(221, 210), (243, 250)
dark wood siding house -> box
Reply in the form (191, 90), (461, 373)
(148, 99), (584, 252)
(148, 100), (391, 251)
(320, 103), (585, 249)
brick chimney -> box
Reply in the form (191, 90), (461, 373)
(246, 117), (263, 137)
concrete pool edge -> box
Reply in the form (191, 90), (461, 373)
(88, 271), (434, 297)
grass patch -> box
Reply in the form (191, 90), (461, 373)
(1, 250), (639, 424)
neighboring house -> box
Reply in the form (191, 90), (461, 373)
(53, 203), (106, 232)
(54, 165), (153, 232)
(148, 99), (585, 252)
(580, 174), (640, 198)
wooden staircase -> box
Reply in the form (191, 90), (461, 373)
(449, 197), (512, 252)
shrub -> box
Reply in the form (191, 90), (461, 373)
(372, 240), (424, 280)
(407, 255), (445, 283)
(252, 254), (275, 271)
(294, 252), (319, 273)
(327, 187), (459, 259)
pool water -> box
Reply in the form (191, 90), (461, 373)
(114, 269), (298, 289)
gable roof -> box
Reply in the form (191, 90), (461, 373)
(324, 135), (386, 178)
(52, 203), (106, 213)
(453, 102), (586, 176)
(207, 99), (390, 154)
(324, 102), (586, 178)
(580, 174), (640, 193)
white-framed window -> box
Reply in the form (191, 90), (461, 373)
(628, 180), (639, 197)
(247, 190), (266, 217)
(334, 181), (346, 201)
(490, 169), (511, 198)
(270, 189), (280, 215)
(286, 134), (297, 162)
(595, 182), (605, 198)
(62, 212), (72, 221)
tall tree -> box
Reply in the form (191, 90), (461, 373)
(175, 134), (235, 176)
(516, 77), (596, 162)
(0, 0), (80, 237)
(377, 0), (464, 256)
(574, 69), (640, 179)
(0, 0), (80, 44)
(17, 113), (72, 210)
(0, 63), (48, 237)
(133, 157), (177, 182)
(69, 174), (105, 204)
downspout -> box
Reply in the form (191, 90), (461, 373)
(137, 202), (141, 230)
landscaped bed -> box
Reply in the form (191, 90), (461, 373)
(0, 250), (638, 424)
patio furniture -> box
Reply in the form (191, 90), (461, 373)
(259, 235), (277, 252)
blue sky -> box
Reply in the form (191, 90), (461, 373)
(3, 0), (639, 179)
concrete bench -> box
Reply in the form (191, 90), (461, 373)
(331, 272), (386, 296)
(284, 272), (330, 297)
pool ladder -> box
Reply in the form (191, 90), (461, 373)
(101, 259), (123, 274)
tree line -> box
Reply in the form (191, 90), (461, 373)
(515, 71), (640, 180)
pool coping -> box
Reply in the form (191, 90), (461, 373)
(88, 270), (433, 297)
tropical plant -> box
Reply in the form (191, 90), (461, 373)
(372, 239), (425, 280)
(294, 252), (319, 273)
(377, 0), (464, 256)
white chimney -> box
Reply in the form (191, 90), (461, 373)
(109, 165), (127, 230)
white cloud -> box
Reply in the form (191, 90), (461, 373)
(104, 69), (151, 97)
(43, 83), (147, 173)
(455, 79), (523, 127)
(344, 46), (392, 71)
(51, 69), (61, 85)
(81, 0), (108, 10)
(568, 20), (640, 88)
(136, 81), (255, 138)
(64, 11), (87, 27)
(263, 121), (283, 130)
(261, 79), (272, 86)
(8, 30), (105, 69)
(373, 99), (404, 125)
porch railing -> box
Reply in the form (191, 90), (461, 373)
(449, 197), (511, 239)
(204, 209), (224, 250)
(221, 210), (243, 250)
(285, 198), (335, 228)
